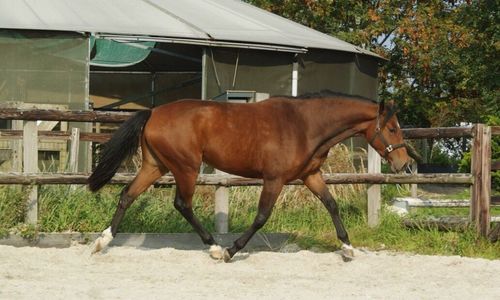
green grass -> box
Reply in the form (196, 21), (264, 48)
(0, 186), (26, 237)
(0, 183), (498, 259)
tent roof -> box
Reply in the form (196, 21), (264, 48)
(0, 0), (381, 58)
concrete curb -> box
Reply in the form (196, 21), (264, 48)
(0, 232), (292, 252)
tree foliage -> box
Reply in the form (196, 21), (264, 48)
(246, 0), (499, 128)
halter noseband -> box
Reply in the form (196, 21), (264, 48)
(369, 105), (406, 159)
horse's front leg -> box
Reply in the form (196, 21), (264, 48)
(223, 179), (284, 262)
(303, 171), (354, 261)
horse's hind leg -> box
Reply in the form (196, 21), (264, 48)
(92, 161), (165, 254)
(223, 179), (284, 262)
(303, 171), (354, 261)
(172, 170), (222, 259)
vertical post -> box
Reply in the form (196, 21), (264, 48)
(480, 126), (492, 236)
(411, 161), (418, 198)
(470, 125), (480, 228)
(291, 61), (298, 97)
(215, 185), (229, 234)
(367, 145), (381, 227)
(23, 121), (38, 224)
(214, 170), (229, 233)
(470, 124), (491, 236)
(68, 127), (80, 173)
(11, 120), (23, 172)
(201, 47), (208, 100)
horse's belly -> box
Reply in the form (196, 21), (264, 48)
(202, 154), (262, 178)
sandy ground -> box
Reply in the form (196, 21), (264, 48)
(0, 245), (499, 300)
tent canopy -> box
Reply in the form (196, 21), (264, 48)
(0, 0), (381, 58)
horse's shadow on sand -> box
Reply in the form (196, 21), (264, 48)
(89, 232), (358, 263)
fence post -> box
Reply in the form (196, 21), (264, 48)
(23, 121), (38, 224)
(470, 124), (491, 236)
(411, 161), (418, 198)
(215, 186), (229, 233)
(11, 120), (23, 172)
(69, 127), (80, 173)
(368, 145), (381, 227)
(215, 170), (229, 233)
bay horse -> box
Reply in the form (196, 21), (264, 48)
(88, 91), (410, 262)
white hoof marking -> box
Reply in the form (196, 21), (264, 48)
(209, 245), (224, 260)
(342, 243), (354, 251)
(341, 243), (355, 262)
(91, 227), (113, 254)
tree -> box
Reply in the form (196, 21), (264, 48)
(246, 0), (499, 128)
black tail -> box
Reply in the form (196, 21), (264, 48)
(88, 110), (152, 192)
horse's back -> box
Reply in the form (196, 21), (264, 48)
(143, 98), (308, 178)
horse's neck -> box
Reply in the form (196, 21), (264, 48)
(298, 98), (377, 149)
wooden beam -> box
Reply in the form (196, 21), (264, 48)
(0, 109), (133, 123)
(470, 124), (491, 237)
(367, 145), (381, 227)
(10, 121), (23, 172)
(0, 172), (474, 186)
(491, 126), (500, 136)
(0, 130), (112, 143)
(402, 127), (473, 139)
(479, 126), (491, 236)
(410, 161), (418, 198)
(23, 121), (38, 225)
(215, 186), (229, 234)
(68, 128), (80, 173)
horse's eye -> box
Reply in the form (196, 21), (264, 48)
(388, 127), (397, 133)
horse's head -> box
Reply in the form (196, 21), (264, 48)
(365, 100), (410, 173)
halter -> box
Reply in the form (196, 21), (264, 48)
(368, 104), (406, 159)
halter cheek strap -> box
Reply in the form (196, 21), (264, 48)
(369, 106), (406, 159)
(370, 128), (406, 158)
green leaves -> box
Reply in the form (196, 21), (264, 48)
(246, 0), (499, 128)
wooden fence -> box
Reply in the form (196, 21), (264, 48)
(0, 109), (497, 237)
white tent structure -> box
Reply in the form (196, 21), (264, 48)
(1, 0), (379, 57)
(0, 0), (382, 109)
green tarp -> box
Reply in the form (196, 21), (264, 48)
(90, 37), (155, 67)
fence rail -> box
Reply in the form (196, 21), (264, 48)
(0, 109), (132, 123)
(0, 108), (497, 237)
(0, 130), (112, 143)
(0, 172), (474, 186)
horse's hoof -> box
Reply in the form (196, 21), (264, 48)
(91, 227), (113, 255)
(223, 248), (232, 263)
(91, 240), (102, 254)
(341, 244), (355, 262)
(209, 245), (224, 260)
